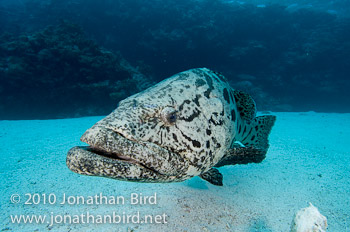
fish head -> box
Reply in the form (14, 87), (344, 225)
(67, 68), (235, 183)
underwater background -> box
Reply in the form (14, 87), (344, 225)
(0, 0), (349, 119)
(0, 0), (350, 231)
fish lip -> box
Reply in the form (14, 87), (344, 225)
(80, 130), (160, 174)
(66, 146), (166, 182)
(78, 124), (188, 176)
(85, 146), (159, 173)
(85, 146), (135, 162)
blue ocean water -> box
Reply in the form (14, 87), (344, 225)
(0, 0), (349, 119)
(0, 0), (350, 231)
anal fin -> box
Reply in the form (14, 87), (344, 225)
(199, 168), (223, 186)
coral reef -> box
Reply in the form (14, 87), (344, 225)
(0, 22), (154, 119)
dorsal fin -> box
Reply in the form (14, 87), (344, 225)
(234, 90), (256, 122)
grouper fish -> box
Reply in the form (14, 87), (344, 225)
(66, 68), (276, 186)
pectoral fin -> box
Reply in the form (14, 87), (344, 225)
(216, 114), (276, 167)
(215, 147), (266, 167)
(199, 168), (223, 186)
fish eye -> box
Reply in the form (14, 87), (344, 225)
(161, 107), (177, 125)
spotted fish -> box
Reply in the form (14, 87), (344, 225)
(66, 68), (276, 186)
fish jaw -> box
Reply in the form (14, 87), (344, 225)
(66, 146), (181, 183)
(66, 123), (190, 182)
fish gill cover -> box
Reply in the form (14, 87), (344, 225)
(0, 0), (349, 119)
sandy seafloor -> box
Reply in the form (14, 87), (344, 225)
(0, 112), (349, 232)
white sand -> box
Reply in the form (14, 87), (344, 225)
(0, 112), (349, 232)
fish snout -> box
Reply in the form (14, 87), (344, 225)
(79, 124), (189, 177)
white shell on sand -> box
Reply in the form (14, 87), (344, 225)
(290, 203), (327, 232)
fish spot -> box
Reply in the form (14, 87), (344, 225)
(208, 150), (213, 161)
(223, 88), (230, 104)
(179, 100), (191, 111)
(180, 131), (200, 149)
(220, 108), (225, 116)
(192, 140), (201, 148)
(209, 116), (223, 126)
(180, 109), (200, 122)
(178, 73), (190, 80)
(203, 75), (214, 98)
(178, 100), (201, 122)
(206, 129), (212, 135)
(231, 109), (236, 121)
(206, 140), (210, 148)
(193, 94), (201, 107)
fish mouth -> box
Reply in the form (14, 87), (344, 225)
(66, 146), (163, 182)
(82, 145), (159, 173)
(86, 146), (137, 164)
(66, 124), (188, 182)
